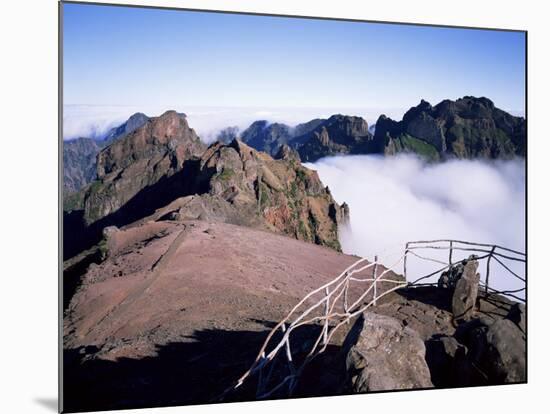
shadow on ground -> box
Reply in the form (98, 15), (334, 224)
(63, 322), (340, 413)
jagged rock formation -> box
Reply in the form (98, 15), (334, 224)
(147, 139), (347, 250)
(236, 97), (525, 162)
(63, 111), (348, 258)
(343, 312), (433, 392)
(374, 96), (526, 160)
(274, 143), (301, 163)
(63, 112), (149, 194)
(450, 257), (480, 324)
(80, 110), (206, 226)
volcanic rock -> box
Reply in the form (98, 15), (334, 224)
(342, 312), (433, 392)
(451, 257), (480, 324)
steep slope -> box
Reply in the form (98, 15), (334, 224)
(63, 137), (101, 194)
(102, 112), (150, 144)
(82, 110), (206, 226)
(374, 96), (526, 160)
(135, 139), (348, 250)
(291, 114), (375, 162)
(63, 112), (149, 194)
(63, 112), (348, 258)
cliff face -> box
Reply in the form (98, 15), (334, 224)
(374, 97), (526, 160)
(80, 111), (206, 225)
(236, 97), (525, 163)
(64, 112), (348, 255)
(149, 139), (347, 251)
(63, 112), (149, 194)
(292, 115), (375, 162)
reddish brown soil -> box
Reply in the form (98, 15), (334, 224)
(64, 220), (370, 358)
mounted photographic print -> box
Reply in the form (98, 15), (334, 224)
(60, 1), (527, 412)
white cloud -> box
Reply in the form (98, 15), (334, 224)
(307, 155), (526, 295)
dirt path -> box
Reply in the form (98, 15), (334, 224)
(83, 224), (193, 338)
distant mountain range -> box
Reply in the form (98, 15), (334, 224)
(63, 96), (525, 259)
(64, 96), (525, 193)
(234, 96), (525, 162)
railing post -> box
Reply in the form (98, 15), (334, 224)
(404, 242), (409, 280)
(373, 255), (378, 305)
(485, 246), (496, 295)
(343, 275), (349, 314)
(449, 240), (453, 269)
(323, 287), (329, 345)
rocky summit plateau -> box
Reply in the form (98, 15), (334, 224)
(63, 98), (526, 412)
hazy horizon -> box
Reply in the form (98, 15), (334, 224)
(63, 2), (525, 140)
(62, 101), (526, 142)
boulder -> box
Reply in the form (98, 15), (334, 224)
(343, 312), (433, 392)
(507, 303), (526, 333)
(425, 335), (467, 387)
(451, 257), (480, 323)
(455, 316), (526, 385)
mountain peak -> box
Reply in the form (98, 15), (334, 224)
(374, 96), (525, 160)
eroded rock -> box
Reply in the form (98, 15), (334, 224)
(451, 257), (480, 323)
(343, 312), (433, 392)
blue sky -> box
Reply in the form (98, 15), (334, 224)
(63, 2), (526, 133)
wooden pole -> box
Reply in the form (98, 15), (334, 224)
(404, 243), (409, 280)
(323, 287), (329, 345)
(485, 246), (496, 295)
(373, 255), (378, 305)
(449, 241), (453, 269)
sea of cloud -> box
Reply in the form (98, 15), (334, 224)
(306, 154), (526, 294)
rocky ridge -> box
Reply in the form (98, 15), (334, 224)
(374, 96), (526, 160)
(63, 112), (149, 194)
(235, 97), (525, 162)
(63, 110), (348, 259)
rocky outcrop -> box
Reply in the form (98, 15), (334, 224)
(425, 335), (467, 387)
(454, 315), (526, 385)
(64, 112), (348, 256)
(82, 110), (206, 225)
(274, 144), (300, 164)
(154, 139), (348, 250)
(374, 96), (526, 160)
(63, 113), (149, 195)
(342, 312), (433, 392)
(447, 257), (481, 323)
